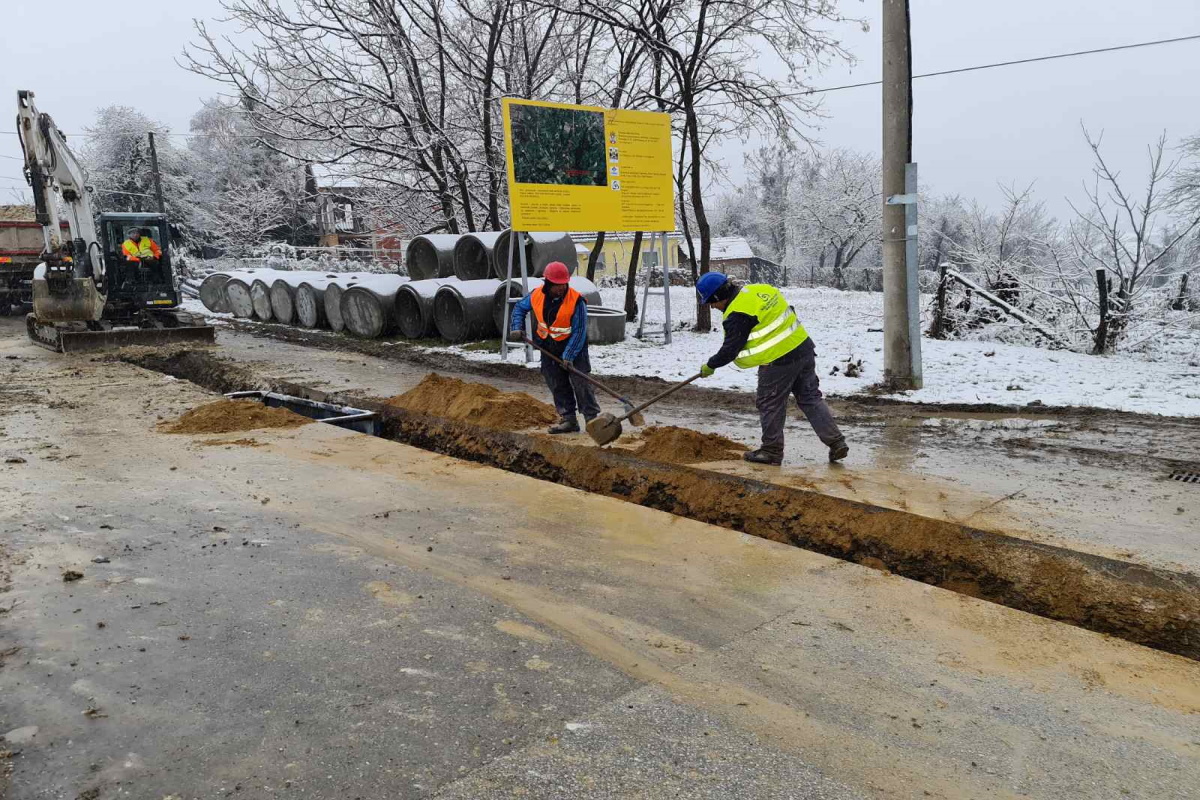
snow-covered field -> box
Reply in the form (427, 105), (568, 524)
(457, 287), (1200, 418)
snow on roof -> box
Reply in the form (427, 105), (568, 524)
(679, 236), (754, 261)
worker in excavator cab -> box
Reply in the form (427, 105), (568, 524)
(696, 272), (848, 466)
(508, 260), (601, 435)
(122, 227), (162, 265)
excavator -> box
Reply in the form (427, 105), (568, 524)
(16, 89), (214, 352)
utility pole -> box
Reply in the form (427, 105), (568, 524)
(882, 0), (922, 389)
(147, 132), (166, 215)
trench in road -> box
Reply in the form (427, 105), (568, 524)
(122, 347), (1200, 661)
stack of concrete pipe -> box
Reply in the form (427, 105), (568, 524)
(341, 274), (412, 339)
(490, 276), (601, 334)
(194, 261), (618, 346)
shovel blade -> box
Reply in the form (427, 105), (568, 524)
(626, 407), (647, 427)
(586, 412), (622, 446)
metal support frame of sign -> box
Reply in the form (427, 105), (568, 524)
(499, 231), (535, 362)
(634, 231), (672, 344)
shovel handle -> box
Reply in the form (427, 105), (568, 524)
(617, 372), (703, 423)
(522, 337), (639, 408)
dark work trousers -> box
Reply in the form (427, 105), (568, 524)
(540, 344), (601, 421)
(755, 341), (843, 457)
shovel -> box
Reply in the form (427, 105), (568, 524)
(586, 372), (704, 446)
(521, 337), (646, 426)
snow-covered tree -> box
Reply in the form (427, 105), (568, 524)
(81, 106), (199, 241)
(787, 149), (881, 290)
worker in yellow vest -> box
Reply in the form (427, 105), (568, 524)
(696, 273), (848, 465)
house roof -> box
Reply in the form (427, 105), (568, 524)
(679, 236), (754, 261)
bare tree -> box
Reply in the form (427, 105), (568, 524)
(790, 149), (881, 289)
(555, 0), (855, 329)
(1064, 127), (1200, 352)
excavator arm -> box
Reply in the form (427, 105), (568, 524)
(17, 89), (107, 322)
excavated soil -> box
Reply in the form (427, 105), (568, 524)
(385, 373), (558, 432)
(159, 400), (313, 435)
(632, 426), (749, 464)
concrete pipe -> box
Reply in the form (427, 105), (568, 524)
(223, 278), (256, 319)
(406, 234), (461, 280)
(323, 276), (365, 333)
(433, 279), (501, 343)
(295, 277), (340, 329)
(452, 231), (503, 281)
(585, 306), (628, 344)
(340, 275), (412, 339)
(394, 278), (457, 339)
(491, 276), (601, 334)
(250, 279), (275, 321)
(199, 273), (233, 312)
(492, 231), (577, 279)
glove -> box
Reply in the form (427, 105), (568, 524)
(562, 358), (575, 369)
(699, 364), (715, 378)
(507, 329), (524, 343)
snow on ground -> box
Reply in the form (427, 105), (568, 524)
(456, 286), (1200, 418)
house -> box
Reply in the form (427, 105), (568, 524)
(678, 236), (788, 283)
(315, 185), (405, 265)
(678, 236), (755, 278)
(569, 232), (685, 279)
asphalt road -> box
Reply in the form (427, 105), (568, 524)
(1, 325), (1198, 799)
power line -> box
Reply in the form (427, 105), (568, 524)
(1, 31), (1196, 137)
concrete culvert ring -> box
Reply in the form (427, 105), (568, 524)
(453, 232), (502, 281)
(295, 283), (326, 328)
(395, 279), (455, 339)
(270, 280), (296, 324)
(406, 235), (459, 280)
(341, 286), (389, 339)
(198, 274), (231, 312)
(223, 279), (255, 318)
(324, 283), (349, 332)
(586, 306), (627, 344)
(250, 280), (274, 321)
(433, 280), (500, 343)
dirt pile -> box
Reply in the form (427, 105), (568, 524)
(631, 426), (748, 465)
(386, 373), (557, 431)
(159, 400), (313, 435)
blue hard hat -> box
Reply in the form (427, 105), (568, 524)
(696, 272), (729, 304)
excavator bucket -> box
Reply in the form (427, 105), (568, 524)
(27, 314), (216, 353)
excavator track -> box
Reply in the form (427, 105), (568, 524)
(26, 311), (215, 354)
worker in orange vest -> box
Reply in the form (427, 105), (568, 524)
(508, 261), (601, 434)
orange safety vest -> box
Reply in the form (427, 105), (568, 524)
(530, 286), (582, 341)
(122, 237), (162, 262)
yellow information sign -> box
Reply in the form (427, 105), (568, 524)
(502, 98), (674, 233)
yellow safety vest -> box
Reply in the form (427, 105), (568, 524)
(122, 237), (160, 261)
(724, 284), (809, 369)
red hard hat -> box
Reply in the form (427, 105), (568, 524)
(543, 261), (571, 284)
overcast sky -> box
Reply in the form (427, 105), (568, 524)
(3, 0), (1199, 219)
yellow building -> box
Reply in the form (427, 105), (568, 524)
(570, 233), (683, 279)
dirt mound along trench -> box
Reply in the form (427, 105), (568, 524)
(159, 399), (313, 435)
(632, 426), (749, 465)
(386, 373), (557, 432)
(120, 348), (1200, 662)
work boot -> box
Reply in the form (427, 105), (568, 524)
(828, 438), (849, 463)
(548, 416), (580, 435)
(743, 449), (783, 466)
